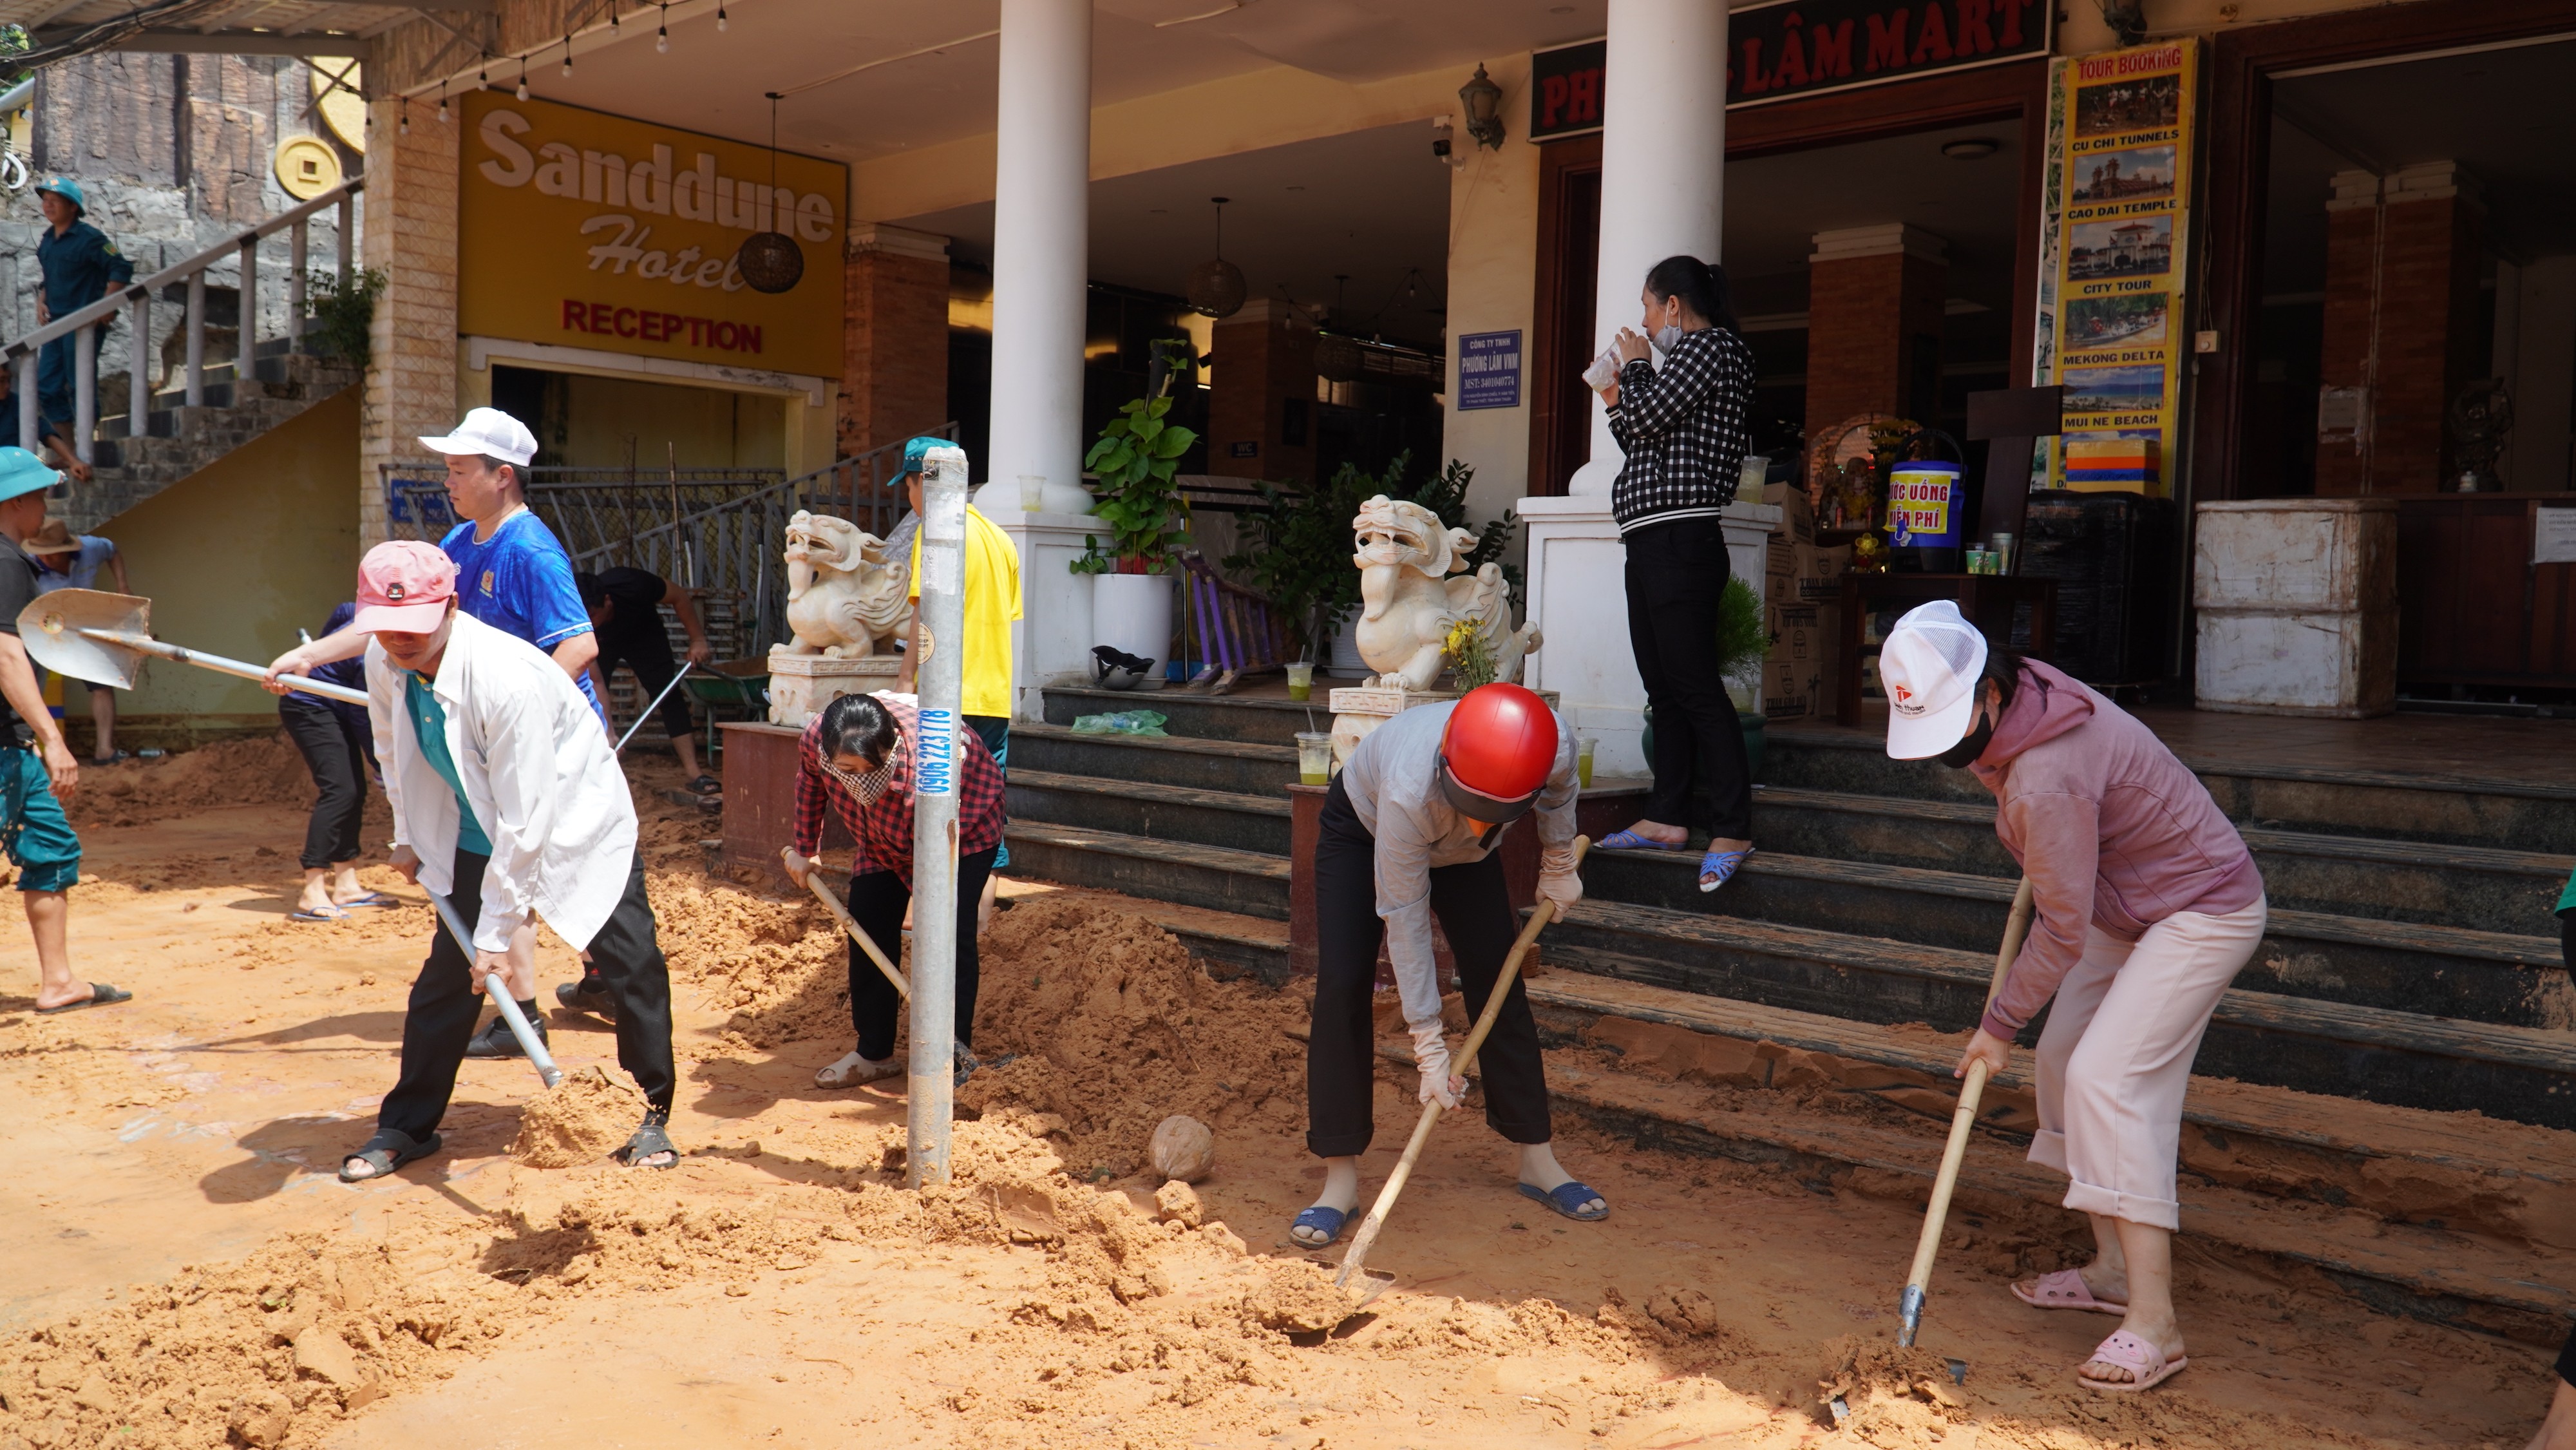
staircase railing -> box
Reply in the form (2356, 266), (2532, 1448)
(381, 425), (957, 656)
(1, 176), (362, 467)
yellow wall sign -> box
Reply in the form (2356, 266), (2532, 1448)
(2032, 41), (2197, 497)
(458, 91), (848, 379)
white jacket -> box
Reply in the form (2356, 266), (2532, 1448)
(368, 611), (641, 953)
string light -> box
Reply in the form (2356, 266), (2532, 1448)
(478, 55), (489, 86)
(515, 56), (529, 100)
(716, 3), (728, 30)
(399, 98), (410, 135)
(657, 3), (669, 51)
(562, 33), (573, 76)
(437, 91), (450, 124)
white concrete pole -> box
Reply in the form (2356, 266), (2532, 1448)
(981, 0), (1095, 517)
(1569, 0), (1729, 497)
(907, 441), (972, 1190)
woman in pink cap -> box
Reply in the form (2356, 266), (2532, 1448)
(1879, 600), (2266, 1394)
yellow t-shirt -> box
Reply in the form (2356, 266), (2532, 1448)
(911, 505), (1024, 719)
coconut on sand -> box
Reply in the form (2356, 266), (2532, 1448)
(509, 1065), (643, 1168)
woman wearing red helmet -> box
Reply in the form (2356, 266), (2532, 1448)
(1292, 683), (1600, 1248)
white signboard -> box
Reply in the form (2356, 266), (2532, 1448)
(2535, 508), (2576, 566)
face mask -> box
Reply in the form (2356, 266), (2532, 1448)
(1651, 323), (1685, 356)
(819, 752), (896, 805)
(1938, 712), (1996, 769)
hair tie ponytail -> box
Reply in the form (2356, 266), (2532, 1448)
(1644, 254), (1741, 336)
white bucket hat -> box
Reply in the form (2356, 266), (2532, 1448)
(1880, 600), (1989, 760)
(418, 406), (538, 467)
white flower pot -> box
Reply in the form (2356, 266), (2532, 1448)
(1091, 573), (1173, 675)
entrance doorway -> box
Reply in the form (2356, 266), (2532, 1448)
(489, 364), (788, 472)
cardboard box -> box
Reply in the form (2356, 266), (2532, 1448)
(1763, 480), (1815, 544)
(1795, 544), (1852, 606)
(1761, 602), (1839, 720)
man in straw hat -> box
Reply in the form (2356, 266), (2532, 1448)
(0, 449), (118, 1013)
(25, 519), (129, 765)
(325, 540), (679, 1181)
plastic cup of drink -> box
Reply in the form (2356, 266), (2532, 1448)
(1018, 474), (1048, 511)
(1577, 736), (1597, 788)
(1285, 661), (1314, 701)
(1295, 731), (1334, 786)
(1965, 548), (1989, 575)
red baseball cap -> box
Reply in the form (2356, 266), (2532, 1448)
(350, 540), (459, 634)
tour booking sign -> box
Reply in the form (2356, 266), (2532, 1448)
(458, 91), (848, 379)
(2040, 42), (2197, 496)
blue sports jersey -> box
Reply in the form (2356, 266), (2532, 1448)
(439, 509), (605, 719)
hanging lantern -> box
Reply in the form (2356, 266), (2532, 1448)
(1185, 196), (1245, 320)
(734, 91), (804, 294)
(1459, 64), (1505, 150)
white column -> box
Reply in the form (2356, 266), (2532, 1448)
(1568, 0), (1729, 497)
(981, 0), (1096, 519)
(1522, 0), (1747, 776)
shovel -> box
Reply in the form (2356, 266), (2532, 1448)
(784, 847), (911, 998)
(1896, 874), (2036, 1348)
(1329, 835), (1592, 1318)
(424, 888), (565, 1090)
(17, 589), (366, 705)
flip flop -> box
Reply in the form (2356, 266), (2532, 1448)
(2078, 1329), (2188, 1392)
(339, 892), (402, 910)
(290, 905), (350, 923)
(616, 1118), (678, 1170)
(1698, 847), (1752, 893)
(815, 1052), (903, 1089)
(35, 982), (131, 1014)
(2013, 1268), (2130, 1315)
(1517, 1180), (1609, 1221)
(1289, 1205), (1348, 1249)
(339, 1128), (440, 1183)
(1598, 828), (1693, 852)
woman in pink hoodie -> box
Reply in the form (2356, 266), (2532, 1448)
(1880, 601), (2266, 1395)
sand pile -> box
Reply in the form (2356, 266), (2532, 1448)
(1240, 1259), (1363, 1333)
(68, 734), (312, 826)
(647, 879), (844, 1047)
(958, 895), (1307, 1179)
(508, 1065), (643, 1168)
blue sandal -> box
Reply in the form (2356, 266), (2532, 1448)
(1698, 847), (1752, 893)
(1599, 828), (1692, 852)
(1289, 1205), (1348, 1248)
(1518, 1180), (1609, 1221)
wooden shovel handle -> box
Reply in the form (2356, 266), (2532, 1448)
(1902, 875), (2036, 1299)
(788, 848), (912, 999)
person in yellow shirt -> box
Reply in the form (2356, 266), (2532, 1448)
(895, 436), (1023, 929)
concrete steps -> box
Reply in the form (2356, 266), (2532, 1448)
(1005, 820), (1288, 922)
(59, 348), (360, 533)
(1007, 768), (1289, 857)
(1011, 721), (1298, 799)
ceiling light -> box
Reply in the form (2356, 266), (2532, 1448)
(736, 93), (806, 294)
(1186, 197), (1246, 320)
(717, 3), (728, 30)
(657, 3), (670, 52)
(1942, 138), (2000, 160)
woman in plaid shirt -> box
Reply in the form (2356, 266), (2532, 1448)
(781, 691), (1008, 1089)
(1595, 254), (1763, 895)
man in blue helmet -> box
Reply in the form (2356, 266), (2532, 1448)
(0, 447), (117, 1013)
(32, 178), (133, 434)
(892, 435), (1021, 930)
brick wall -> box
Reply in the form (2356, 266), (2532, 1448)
(1803, 225), (1947, 441)
(839, 225), (950, 462)
(357, 99), (459, 546)
(1208, 299), (1315, 483)
(2315, 167), (2485, 495)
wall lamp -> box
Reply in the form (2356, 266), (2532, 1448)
(1459, 64), (1505, 150)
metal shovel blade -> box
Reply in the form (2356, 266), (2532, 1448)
(1341, 1269), (1397, 1317)
(17, 588), (151, 690)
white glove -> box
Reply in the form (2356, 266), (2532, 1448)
(1411, 1020), (1463, 1109)
(1538, 845), (1583, 913)
(1580, 346), (1624, 392)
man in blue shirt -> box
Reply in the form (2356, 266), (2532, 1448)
(32, 178), (133, 432)
(266, 406), (603, 1049)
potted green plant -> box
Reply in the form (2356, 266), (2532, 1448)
(1075, 392), (1197, 678)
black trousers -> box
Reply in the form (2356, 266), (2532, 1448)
(600, 629), (695, 743)
(1625, 514), (1755, 839)
(377, 844), (677, 1143)
(1307, 775), (1551, 1158)
(279, 696), (374, 870)
(845, 847), (998, 1062)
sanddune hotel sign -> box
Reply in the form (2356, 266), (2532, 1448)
(459, 92), (848, 379)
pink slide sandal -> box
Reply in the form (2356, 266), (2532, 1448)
(2079, 1330), (2188, 1393)
(2011, 1268), (2130, 1315)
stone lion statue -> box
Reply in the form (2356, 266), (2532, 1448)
(1349, 495), (1540, 692)
(771, 510), (912, 658)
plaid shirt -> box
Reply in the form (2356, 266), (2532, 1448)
(792, 696), (1007, 887)
(1605, 326), (1756, 534)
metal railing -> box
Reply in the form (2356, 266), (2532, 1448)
(381, 426), (956, 657)
(3, 176), (362, 466)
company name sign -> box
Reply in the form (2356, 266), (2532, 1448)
(459, 92), (847, 377)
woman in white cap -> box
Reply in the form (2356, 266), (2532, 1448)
(1879, 600), (2265, 1394)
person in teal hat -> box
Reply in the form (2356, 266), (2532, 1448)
(0, 447), (117, 1013)
(32, 177), (132, 434)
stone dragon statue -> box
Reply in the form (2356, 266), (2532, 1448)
(1349, 495), (1540, 692)
(771, 510), (913, 658)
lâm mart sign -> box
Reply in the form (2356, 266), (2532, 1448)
(459, 92), (847, 379)
(1531, 0), (2050, 137)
